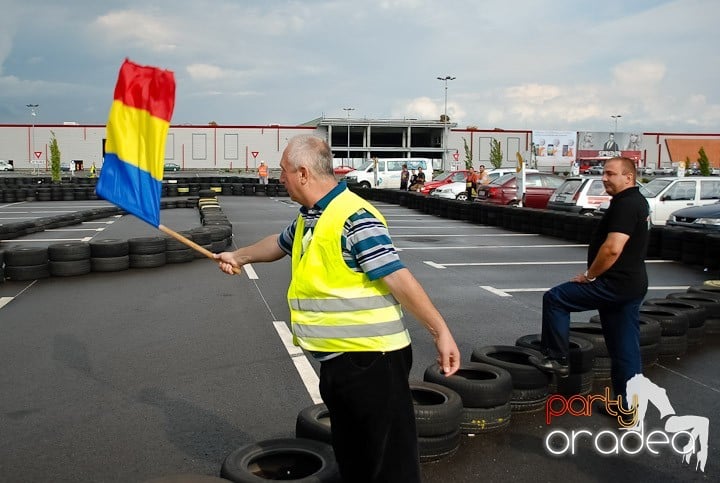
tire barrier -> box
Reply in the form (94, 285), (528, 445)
(514, 334), (594, 396)
(221, 438), (340, 483)
(638, 307), (689, 357)
(643, 297), (707, 346)
(424, 362), (513, 434)
(469, 345), (551, 413)
(3, 246), (50, 281)
(48, 241), (92, 277)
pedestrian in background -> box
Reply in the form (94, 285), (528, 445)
(215, 135), (460, 483)
(465, 167), (478, 200)
(400, 164), (410, 190)
(258, 160), (269, 185)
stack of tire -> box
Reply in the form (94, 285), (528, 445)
(2, 246), (50, 281)
(295, 380), (464, 463)
(470, 345), (550, 413)
(424, 361), (513, 435)
(638, 305), (689, 357)
(48, 242), (92, 277)
(128, 237), (166, 269)
(89, 239), (130, 272)
(642, 297), (707, 347)
(221, 438), (340, 482)
(189, 227), (214, 259)
(163, 231), (195, 264)
(586, 315), (662, 370)
(514, 334), (595, 396)
(685, 283), (720, 334)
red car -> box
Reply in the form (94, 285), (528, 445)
(333, 165), (355, 176)
(475, 173), (565, 208)
(419, 170), (470, 195)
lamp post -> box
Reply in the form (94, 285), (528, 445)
(26, 103), (39, 172)
(437, 76), (455, 168)
(343, 107), (354, 166)
(611, 114), (622, 133)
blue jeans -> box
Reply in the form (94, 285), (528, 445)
(541, 278), (643, 402)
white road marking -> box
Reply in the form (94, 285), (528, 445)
(0, 238), (90, 243)
(0, 297), (14, 310)
(273, 321), (322, 404)
(45, 228), (105, 232)
(243, 264), (258, 280)
(82, 221), (116, 224)
(392, 233), (538, 238)
(423, 261), (446, 269)
(480, 285), (690, 296)
(397, 244), (586, 250)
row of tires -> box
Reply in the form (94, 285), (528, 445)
(351, 188), (720, 270)
(0, 195), (234, 281)
(214, 282), (720, 481)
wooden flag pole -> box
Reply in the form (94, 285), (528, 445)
(158, 224), (242, 274)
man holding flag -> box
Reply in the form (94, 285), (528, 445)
(215, 134), (461, 483)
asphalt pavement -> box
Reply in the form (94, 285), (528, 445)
(0, 195), (717, 483)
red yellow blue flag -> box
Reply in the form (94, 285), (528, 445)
(96, 59), (176, 227)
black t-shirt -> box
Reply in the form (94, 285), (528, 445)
(588, 186), (649, 297)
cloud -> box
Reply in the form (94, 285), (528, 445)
(93, 10), (177, 52)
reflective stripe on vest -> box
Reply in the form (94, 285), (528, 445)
(289, 293), (398, 312)
(293, 319), (406, 339)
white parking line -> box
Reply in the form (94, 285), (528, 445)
(272, 321), (322, 404)
(480, 285), (691, 297)
(243, 264), (258, 280)
(0, 297), (14, 310)
(392, 233), (538, 238)
(0, 238), (91, 243)
(426, 259), (677, 268)
(397, 244), (586, 250)
(45, 228), (106, 232)
(423, 261), (446, 269)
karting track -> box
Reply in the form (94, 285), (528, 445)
(0, 195), (717, 482)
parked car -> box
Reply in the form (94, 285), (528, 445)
(585, 165), (604, 175)
(333, 165), (355, 176)
(474, 172), (565, 208)
(341, 157), (434, 189)
(60, 162), (71, 172)
(667, 201), (720, 230)
(164, 163), (181, 172)
(0, 160), (14, 171)
(419, 170), (469, 195)
(640, 176), (720, 225)
(429, 181), (471, 201)
(547, 176), (611, 214)
(638, 166), (655, 176)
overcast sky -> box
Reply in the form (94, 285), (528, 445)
(1, 0), (718, 133)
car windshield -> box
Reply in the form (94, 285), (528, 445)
(356, 160), (374, 171)
(491, 173), (515, 185)
(555, 179), (583, 195)
(640, 178), (674, 198)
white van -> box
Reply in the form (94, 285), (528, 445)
(341, 158), (434, 189)
(640, 176), (720, 225)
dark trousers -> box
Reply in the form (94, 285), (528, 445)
(541, 279), (643, 405)
(319, 345), (420, 483)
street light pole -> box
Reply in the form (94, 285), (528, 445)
(343, 107), (354, 166)
(611, 114), (622, 133)
(26, 103), (39, 172)
(437, 76), (455, 169)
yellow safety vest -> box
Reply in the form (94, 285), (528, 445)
(288, 189), (411, 352)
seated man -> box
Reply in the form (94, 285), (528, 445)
(409, 167), (426, 191)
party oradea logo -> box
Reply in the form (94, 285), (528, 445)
(544, 374), (709, 472)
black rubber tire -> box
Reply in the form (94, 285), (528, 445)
(143, 474), (232, 483)
(4, 263), (50, 280)
(423, 362), (512, 409)
(568, 323), (608, 357)
(48, 242), (91, 261)
(410, 381), (463, 437)
(509, 386), (549, 413)
(4, 246), (48, 266)
(659, 335), (687, 357)
(687, 325), (706, 346)
(638, 307), (689, 336)
(220, 438), (340, 483)
(591, 313), (662, 346)
(470, 345), (551, 390)
(129, 253), (167, 268)
(128, 236), (166, 255)
(514, 334), (594, 374)
(459, 402), (511, 434)
(418, 429), (460, 463)
(666, 292), (720, 318)
(49, 259), (92, 277)
(91, 255), (130, 272)
(687, 284), (720, 298)
(550, 370), (594, 396)
(295, 404), (331, 444)
(165, 248), (195, 264)
(643, 298), (706, 328)
(90, 239), (129, 257)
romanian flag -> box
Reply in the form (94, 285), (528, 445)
(96, 59), (176, 227)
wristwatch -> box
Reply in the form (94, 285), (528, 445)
(584, 270), (596, 282)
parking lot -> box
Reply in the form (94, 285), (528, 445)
(0, 194), (717, 482)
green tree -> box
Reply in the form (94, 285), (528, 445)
(697, 146), (710, 176)
(463, 137), (473, 169)
(490, 138), (503, 169)
(49, 131), (61, 182)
